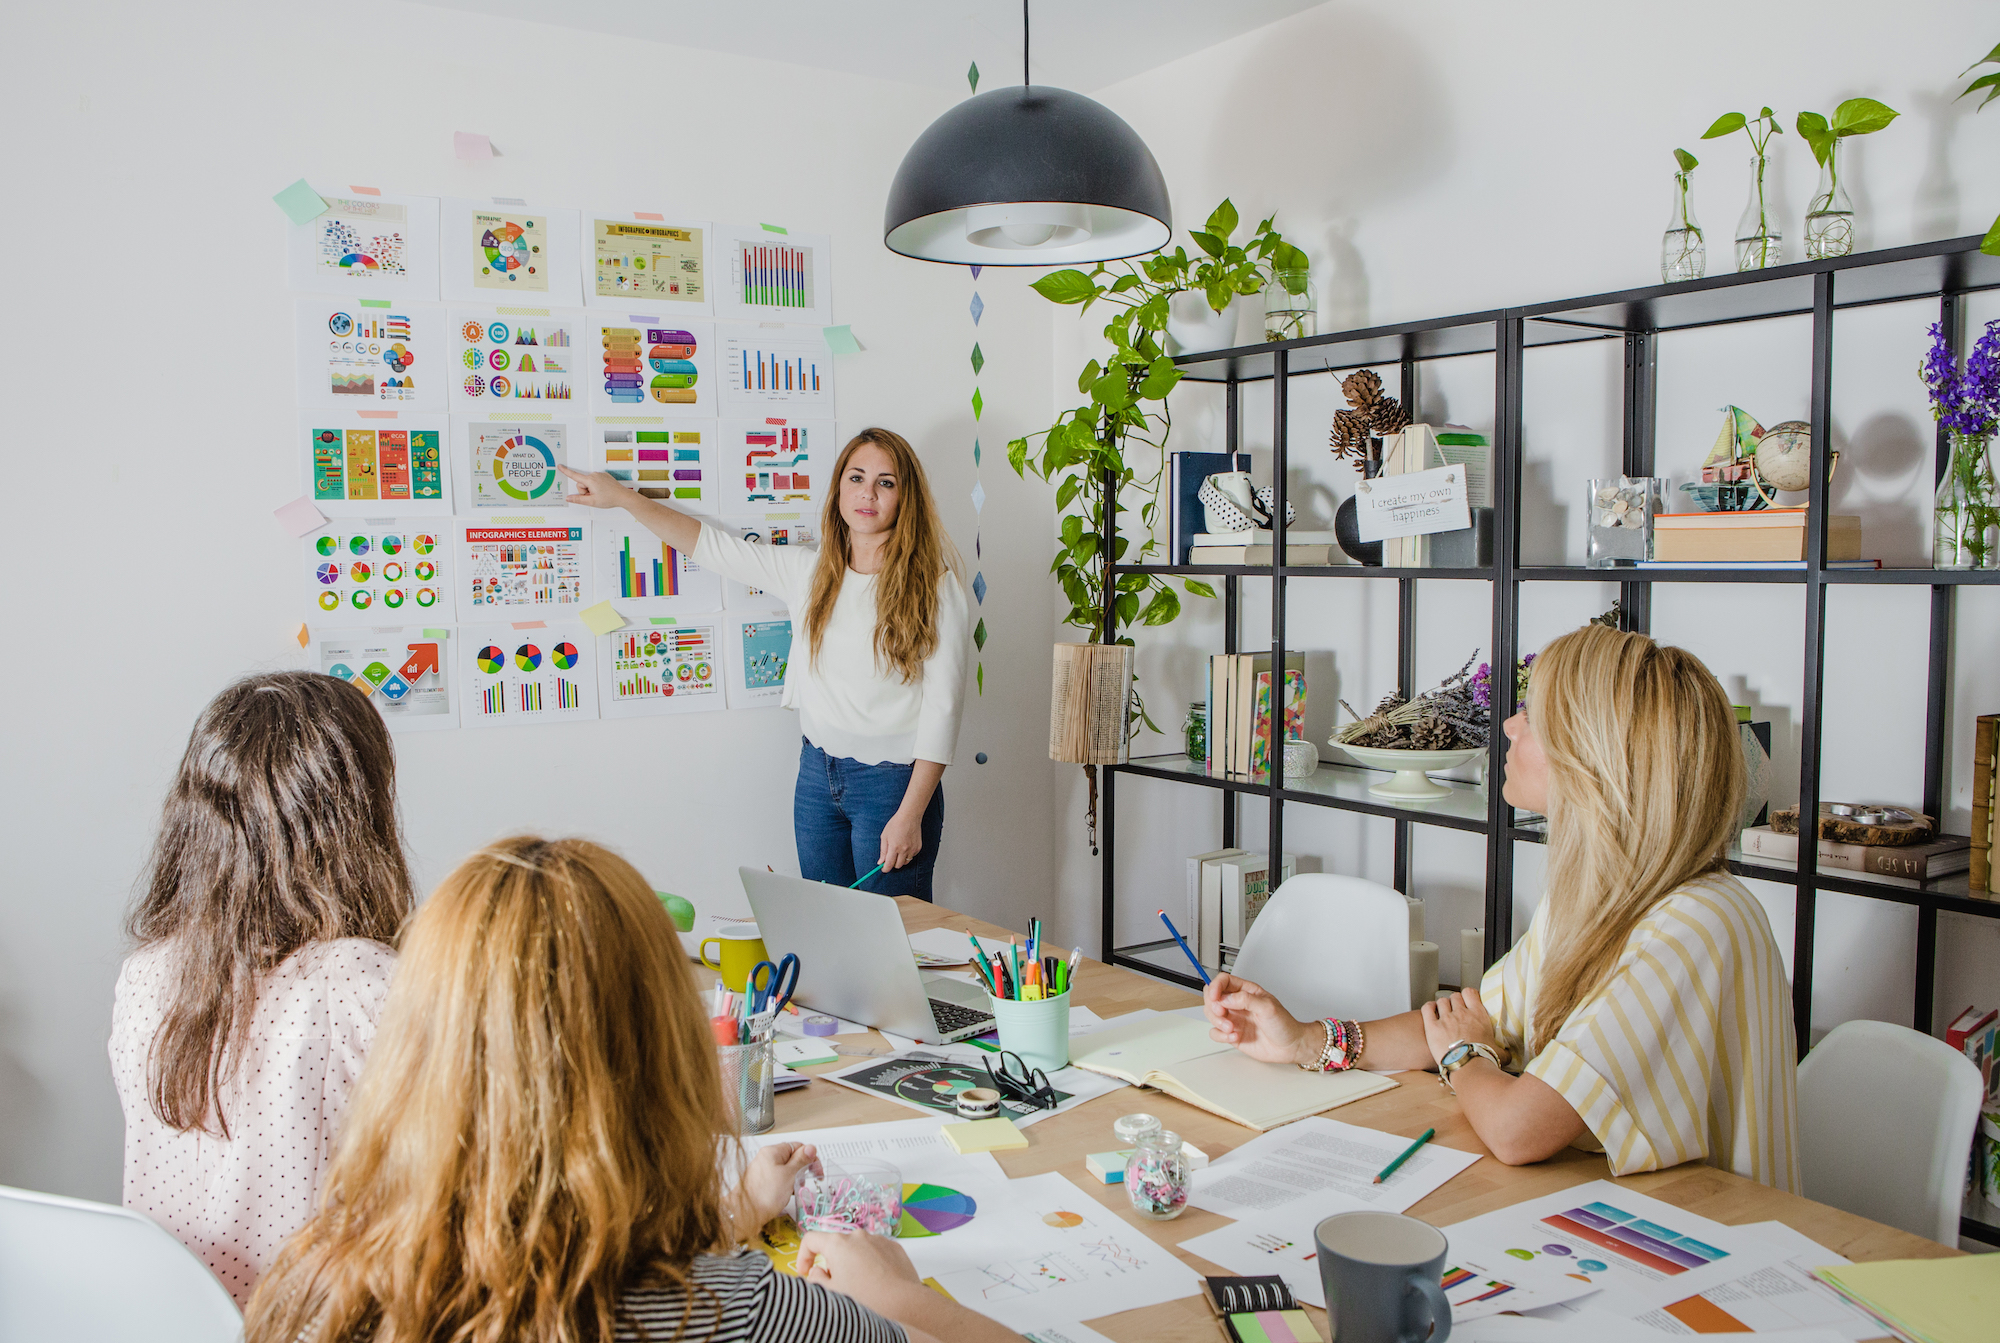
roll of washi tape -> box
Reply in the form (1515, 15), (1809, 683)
(802, 1014), (838, 1037)
(956, 1087), (1002, 1119)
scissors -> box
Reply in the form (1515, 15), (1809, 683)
(746, 953), (799, 1016)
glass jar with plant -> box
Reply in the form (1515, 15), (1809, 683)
(1661, 148), (1705, 282)
(1264, 267), (1316, 341)
(1701, 107), (1784, 270)
(1795, 98), (1900, 260)
(1921, 318), (2000, 569)
(1009, 200), (1307, 827)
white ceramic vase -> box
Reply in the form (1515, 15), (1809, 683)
(1165, 292), (1242, 355)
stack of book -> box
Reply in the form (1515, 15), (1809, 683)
(1648, 507), (1864, 564)
(1206, 650), (1305, 778)
(1189, 529), (1340, 565)
(1739, 825), (1971, 888)
(1184, 848), (1297, 971)
(1972, 713), (1999, 895)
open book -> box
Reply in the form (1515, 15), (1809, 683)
(1070, 1014), (1395, 1131)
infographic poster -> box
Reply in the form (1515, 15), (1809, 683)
(450, 308), (579, 408)
(591, 316), (715, 416)
(287, 190), (440, 301)
(594, 419), (717, 509)
(460, 623), (599, 728)
(587, 214), (711, 313)
(713, 224), (832, 325)
(593, 521), (722, 616)
(299, 411), (451, 517)
(601, 618), (726, 719)
(721, 418), (829, 517)
(462, 419), (573, 510)
(721, 514), (816, 611)
(719, 322), (835, 412)
(440, 200), (582, 306)
(304, 524), (453, 625)
(457, 523), (588, 618)
(315, 629), (456, 733)
(727, 615), (792, 708)
(295, 298), (443, 411)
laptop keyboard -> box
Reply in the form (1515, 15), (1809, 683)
(930, 999), (995, 1033)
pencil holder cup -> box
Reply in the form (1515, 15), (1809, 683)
(988, 990), (1070, 1072)
(717, 1036), (776, 1136)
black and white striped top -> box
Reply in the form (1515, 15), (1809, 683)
(613, 1252), (908, 1343)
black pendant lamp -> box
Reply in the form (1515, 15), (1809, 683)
(884, 2), (1171, 266)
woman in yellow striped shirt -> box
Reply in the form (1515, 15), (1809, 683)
(1205, 624), (1800, 1191)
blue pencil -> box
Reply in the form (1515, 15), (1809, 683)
(1156, 910), (1211, 985)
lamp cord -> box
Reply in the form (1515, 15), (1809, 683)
(1022, 0), (1029, 86)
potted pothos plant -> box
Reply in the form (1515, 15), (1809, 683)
(1009, 201), (1305, 722)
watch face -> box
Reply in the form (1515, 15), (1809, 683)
(1440, 1042), (1474, 1070)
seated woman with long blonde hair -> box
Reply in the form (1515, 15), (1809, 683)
(1205, 624), (1800, 1190)
(246, 836), (1023, 1343)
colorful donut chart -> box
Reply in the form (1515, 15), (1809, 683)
(317, 591), (341, 611)
(415, 587), (438, 607)
(488, 375), (512, 397)
(327, 312), (354, 335)
(383, 589), (405, 609)
(461, 321), (486, 343)
(414, 560), (437, 581)
(382, 562), (405, 582)
(491, 434), (556, 500)
(464, 374), (486, 397)
(349, 589), (373, 610)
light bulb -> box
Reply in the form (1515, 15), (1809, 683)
(963, 202), (1091, 251)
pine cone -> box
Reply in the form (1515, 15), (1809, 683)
(1341, 369), (1385, 410)
(1369, 398), (1411, 436)
(1329, 408), (1372, 460)
(1411, 715), (1455, 750)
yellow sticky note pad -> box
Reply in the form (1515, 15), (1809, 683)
(940, 1118), (1027, 1153)
(579, 600), (626, 636)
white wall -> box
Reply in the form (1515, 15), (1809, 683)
(1041, 1), (2000, 1032)
(0, 0), (1055, 1199)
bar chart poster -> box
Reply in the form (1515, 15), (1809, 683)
(457, 522), (589, 618)
(719, 323), (835, 411)
(586, 214), (711, 314)
(594, 418), (718, 510)
(592, 522), (722, 617)
(591, 316), (714, 416)
(600, 620), (727, 719)
(294, 297), (444, 411)
(316, 629), (457, 733)
(302, 524), (456, 627)
(298, 410), (452, 518)
(714, 225), (831, 324)
(720, 418), (830, 517)
(727, 615), (792, 708)
(460, 623), (601, 729)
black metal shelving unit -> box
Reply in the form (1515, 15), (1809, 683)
(1095, 234), (2000, 1245)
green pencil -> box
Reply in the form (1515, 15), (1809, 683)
(1373, 1127), (1435, 1184)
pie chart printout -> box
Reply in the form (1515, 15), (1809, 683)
(896, 1184), (976, 1238)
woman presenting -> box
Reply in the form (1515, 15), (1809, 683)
(558, 429), (969, 899)
(1204, 624), (1801, 1190)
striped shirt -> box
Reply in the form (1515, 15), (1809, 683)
(613, 1252), (907, 1343)
(1479, 871), (1800, 1192)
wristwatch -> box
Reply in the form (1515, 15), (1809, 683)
(1437, 1040), (1504, 1091)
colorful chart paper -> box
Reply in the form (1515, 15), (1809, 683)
(298, 411), (451, 517)
(898, 1184), (978, 1238)
(720, 323), (835, 412)
(314, 629), (456, 732)
(287, 191), (440, 301)
(303, 524), (454, 625)
(593, 418), (718, 511)
(460, 621), (599, 728)
(587, 214), (711, 313)
(720, 513), (816, 610)
(463, 419), (575, 510)
(600, 619), (726, 718)
(592, 316), (716, 416)
(441, 200), (582, 306)
(450, 308), (579, 407)
(457, 523), (588, 618)
(720, 418), (829, 519)
(295, 297), (443, 410)
(713, 223), (832, 325)
(591, 520), (722, 617)
(727, 614), (792, 708)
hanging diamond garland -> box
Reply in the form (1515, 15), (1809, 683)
(967, 61), (979, 93)
(972, 572), (987, 604)
(973, 437), (980, 466)
(971, 388), (983, 420)
(970, 480), (986, 513)
(970, 343), (984, 375)
(973, 618), (988, 650)
(969, 292), (984, 325)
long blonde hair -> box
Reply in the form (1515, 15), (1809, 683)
(245, 836), (733, 1343)
(805, 427), (958, 682)
(1528, 625), (1743, 1052)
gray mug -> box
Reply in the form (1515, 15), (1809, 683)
(1314, 1210), (1452, 1343)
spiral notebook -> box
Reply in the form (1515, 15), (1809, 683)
(1202, 1275), (1321, 1343)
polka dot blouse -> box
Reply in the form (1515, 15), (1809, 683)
(108, 937), (396, 1307)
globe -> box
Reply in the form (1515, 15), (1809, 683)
(1755, 420), (1815, 492)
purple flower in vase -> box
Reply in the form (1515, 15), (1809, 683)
(1923, 320), (2000, 438)
(1471, 663), (1493, 709)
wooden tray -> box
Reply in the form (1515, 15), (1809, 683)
(1771, 806), (1934, 846)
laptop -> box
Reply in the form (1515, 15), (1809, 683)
(738, 867), (997, 1044)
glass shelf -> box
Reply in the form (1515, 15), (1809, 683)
(1117, 753), (1491, 834)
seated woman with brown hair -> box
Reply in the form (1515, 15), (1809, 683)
(245, 836), (1023, 1343)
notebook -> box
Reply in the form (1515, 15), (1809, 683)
(1202, 1275), (1322, 1343)
(1812, 1255), (2000, 1343)
(1068, 1014), (1395, 1130)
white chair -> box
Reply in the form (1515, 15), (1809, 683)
(1795, 1019), (1985, 1244)
(0, 1184), (243, 1342)
(1230, 873), (1413, 1023)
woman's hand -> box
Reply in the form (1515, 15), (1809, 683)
(1204, 971), (1317, 1068)
(878, 809), (924, 872)
(555, 464), (640, 511)
(796, 1230), (921, 1297)
(1421, 987), (1501, 1069)
(734, 1142), (818, 1230)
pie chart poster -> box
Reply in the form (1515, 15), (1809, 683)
(463, 419), (578, 511)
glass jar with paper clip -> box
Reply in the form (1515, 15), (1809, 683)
(1124, 1128), (1191, 1221)
(793, 1158), (904, 1235)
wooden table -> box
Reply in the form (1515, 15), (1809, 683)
(741, 898), (1958, 1342)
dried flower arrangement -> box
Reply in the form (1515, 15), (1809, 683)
(1327, 369), (1411, 470)
(1333, 651), (1490, 751)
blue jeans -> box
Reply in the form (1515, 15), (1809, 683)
(794, 740), (944, 900)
